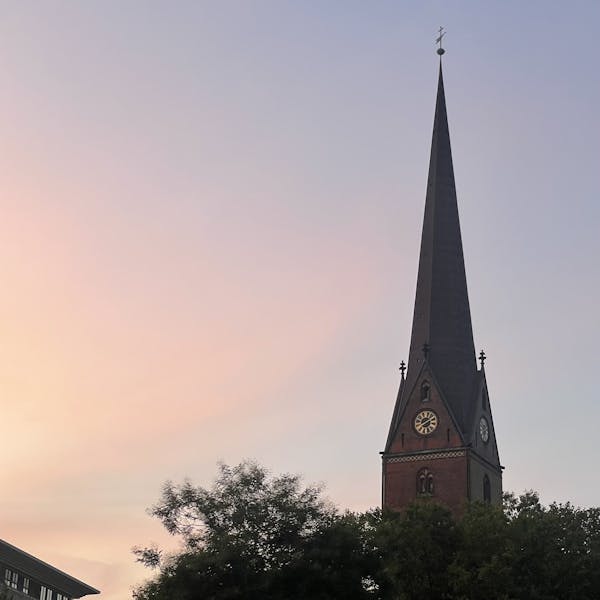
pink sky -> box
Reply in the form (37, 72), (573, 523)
(1, 3), (599, 599)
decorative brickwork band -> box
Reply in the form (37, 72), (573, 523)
(385, 449), (466, 464)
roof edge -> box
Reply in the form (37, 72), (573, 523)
(0, 539), (100, 596)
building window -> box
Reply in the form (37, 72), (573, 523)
(41, 586), (54, 600)
(420, 381), (430, 401)
(23, 577), (30, 595)
(483, 474), (491, 503)
(417, 468), (434, 495)
(4, 569), (18, 589)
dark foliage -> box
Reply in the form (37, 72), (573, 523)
(133, 463), (600, 600)
(0, 585), (13, 600)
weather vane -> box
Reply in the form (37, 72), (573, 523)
(436, 26), (446, 56)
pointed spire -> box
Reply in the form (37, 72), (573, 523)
(404, 60), (477, 430)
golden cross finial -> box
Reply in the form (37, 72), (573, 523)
(436, 26), (446, 56)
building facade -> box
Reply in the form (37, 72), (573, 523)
(381, 55), (502, 514)
(1, 539), (98, 600)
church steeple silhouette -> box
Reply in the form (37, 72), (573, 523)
(382, 46), (502, 513)
(405, 61), (477, 430)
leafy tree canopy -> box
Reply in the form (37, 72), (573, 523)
(133, 462), (600, 600)
(0, 585), (11, 600)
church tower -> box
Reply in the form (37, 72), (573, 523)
(382, 44), (502, 514)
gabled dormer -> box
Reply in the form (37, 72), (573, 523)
(386, 358), (465, 455)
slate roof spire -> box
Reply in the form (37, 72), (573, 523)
(404, 57), (477, 431)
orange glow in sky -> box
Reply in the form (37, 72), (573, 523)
(1, 3), (599, 599)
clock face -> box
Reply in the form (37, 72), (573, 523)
(414, 410), (438, 435)
(479, 417), (490, 443)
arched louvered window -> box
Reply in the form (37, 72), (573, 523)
(483, 474), (491, 503)
(421, 380), (431, 401)
(417, 468), (434, 496)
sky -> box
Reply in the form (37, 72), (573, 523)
(0, 1), (599, 598)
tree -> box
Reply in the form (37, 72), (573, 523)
(134, 463), (600, 600)
(502, 492), (600, 600)
(448, 500), (512, 600)
(133, 461), (373, 600)
(371, 503), (459, 600)
(371, 495), (600, 600)
(0, 585), (13, 600)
